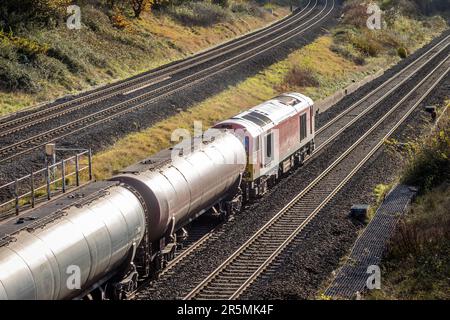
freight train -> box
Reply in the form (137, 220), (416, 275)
(0, 93), (315, 300)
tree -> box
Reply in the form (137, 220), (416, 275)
(129, 0), (169, 18)
(130, 0), (152, 18)
(0, 0), (72, 29)
(212, 0), (229, 8)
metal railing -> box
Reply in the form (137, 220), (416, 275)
(0, 149), (92, 217)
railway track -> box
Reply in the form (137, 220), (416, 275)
(314, 33), (450, 151)
(0, 0), (335, 164)
(182, 55), (449, 300)
(131, 35), (449, 299)
(0, 3), (312, 129)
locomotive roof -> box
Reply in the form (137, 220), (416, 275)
(216, 93), (313, 136)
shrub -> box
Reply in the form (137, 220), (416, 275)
(0, 58), (39, 92)
(47, 45), (86, 73)
(33, 54), (69, 83)
(168, 2), (232, 26)
(397, 46), (408, 58)
(382, 184), (450, 299)
(349, 32), (383, 57)
(0, 0), (72, 29)
(111, 10), (131, 29)
(341, 1), (368, 28)
(0, 30), (49, 60)
(330, 44), (366, 65)
(230, 1), (265, 17)
(212, 0), (229, 8)
(283, 66), (319, 87)
(402, 116), (450, 192)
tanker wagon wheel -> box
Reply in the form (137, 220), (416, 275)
(168, 245), (176, 261)
(131, 273), (139, 291)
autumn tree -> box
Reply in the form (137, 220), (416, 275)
(0, 0), (72, 29)
(130, 0), (152, 18)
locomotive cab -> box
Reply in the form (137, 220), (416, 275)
(215, 92), (315, 200)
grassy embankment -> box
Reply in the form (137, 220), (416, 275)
(0, 1), (289, 116)
(368, 104), (449, 300)
(92, 0), (447, 180)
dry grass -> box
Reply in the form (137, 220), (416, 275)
(281, 66), (319, 88)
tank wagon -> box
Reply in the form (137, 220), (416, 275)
(0, 93), (314, 300)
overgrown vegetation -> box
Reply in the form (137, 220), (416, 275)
(365, 183), (394, 221)
(168, 1), (233, 26)
(279, 0), (447, 95)
(279, 66), (319, 90)
(369, 108), (450, 300)
(330, 0), (447, 66)
(402, 112), (450, 193)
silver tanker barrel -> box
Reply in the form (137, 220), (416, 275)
(0, 181), (147, 300)
(110, 131), (246, 243)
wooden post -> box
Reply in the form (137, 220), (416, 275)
(30, 171), (35, 208)
(75, 154), (80, 187)
(88, 149), (93, 181)
(14, 179), (19, 215)
(61, 159), (66, 193)
(46, 164), (51, 200)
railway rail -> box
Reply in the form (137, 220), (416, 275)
(314, 34), (450, 151)
(182, 55), (449, 300)
(0, 0), (335, 164)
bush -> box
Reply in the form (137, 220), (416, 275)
(168, 1), (232, 26)
(0, 58), (39, 92)
(0, 0), (72, 29)
(349, 32), (383, 57)
(230, 1), (265, 17)
(380, 184), (450, 299)
(47, 45), (86, 73)
(0, 30), (49, 60)
(111, 10), (131, 30)
(33, 54), (69, 83)
(212, 0), (229, 7)
(283, 66), (319, 87)
(330, 44), (366, 65)
(397, 46), (408, 58)
(341, 1), (368, 28)
(402, 117), (450, 192)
